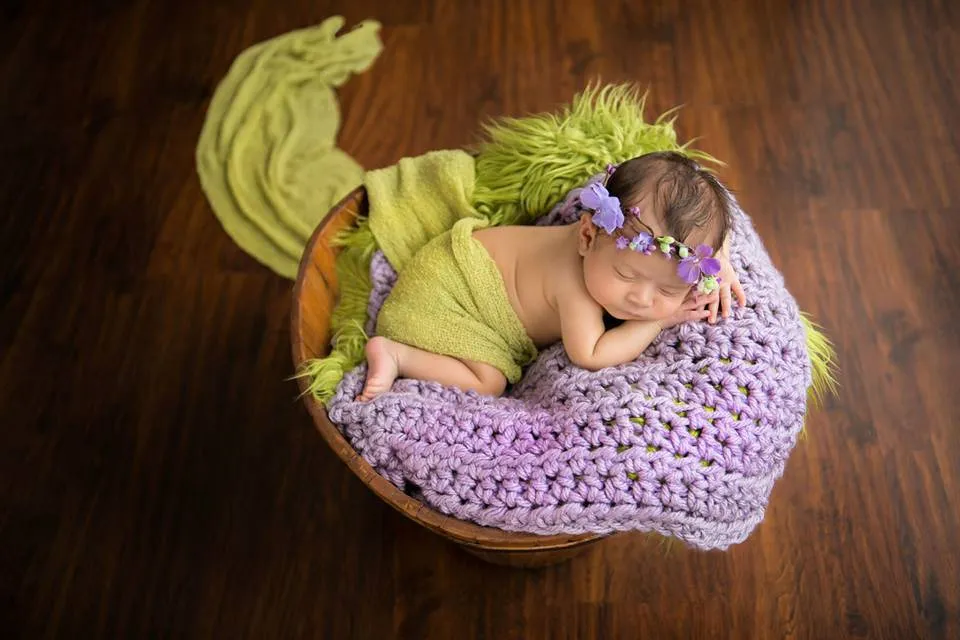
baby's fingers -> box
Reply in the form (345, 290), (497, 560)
(687, 292), (719, 311)
(687, 308), (711, 323)
(720, 285), (733, 319)
(708, 295), (720, 323)
(689, 309), (710, 321)
(733, 281), (747, 307)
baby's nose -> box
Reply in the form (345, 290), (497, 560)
(627, 285), (654, 308)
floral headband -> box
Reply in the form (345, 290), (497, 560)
(579, 165), (721, 294)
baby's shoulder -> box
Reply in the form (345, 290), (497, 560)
(474, 222), (546, 240)
(474, 223), (550, 259)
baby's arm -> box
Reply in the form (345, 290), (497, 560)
(558, 292), (661, 371)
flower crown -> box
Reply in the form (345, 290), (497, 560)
(579, 165), (721, 294)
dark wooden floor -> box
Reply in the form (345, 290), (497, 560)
(3, 0), (959, 637)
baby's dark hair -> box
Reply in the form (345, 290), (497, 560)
(606, 151), (732, 250)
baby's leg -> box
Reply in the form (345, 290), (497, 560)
(359, 336), (507, 401)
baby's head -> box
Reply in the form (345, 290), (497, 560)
(576, 151), (733, 322)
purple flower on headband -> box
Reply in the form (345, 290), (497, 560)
(580, 183), (623, 234)
(629, 232), (655, 254)
(615, 236), (629, 250)
(677, 244), (722, 285)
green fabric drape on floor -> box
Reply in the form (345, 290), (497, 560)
(196, 16), (382, 279)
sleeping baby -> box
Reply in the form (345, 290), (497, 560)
(359, 151), (746, 401)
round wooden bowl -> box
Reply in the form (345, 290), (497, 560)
(291, 186), (607, 568)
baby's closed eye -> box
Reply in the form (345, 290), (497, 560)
(658, 286), (687, 297)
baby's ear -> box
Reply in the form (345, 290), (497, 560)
(578, 213), (597, 255)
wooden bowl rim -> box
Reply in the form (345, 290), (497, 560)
(290, 185), (605, 551)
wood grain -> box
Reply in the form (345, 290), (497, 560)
(2, 0), (958, 637)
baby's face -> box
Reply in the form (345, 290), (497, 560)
(579, 220), (692, 322)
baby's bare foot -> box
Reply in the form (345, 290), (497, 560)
(358, 336), (400, 401)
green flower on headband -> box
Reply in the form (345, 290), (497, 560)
(659, 236), (675, 256)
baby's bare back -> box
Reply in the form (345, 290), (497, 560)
(473, 224), (584, 348)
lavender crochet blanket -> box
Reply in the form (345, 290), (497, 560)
(327, 187), (810, 550)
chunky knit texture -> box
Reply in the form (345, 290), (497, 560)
(328, 183), (810, 550)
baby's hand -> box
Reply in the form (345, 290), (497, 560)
(708, 251), (746, 323)
(661, 292), (719, 329)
